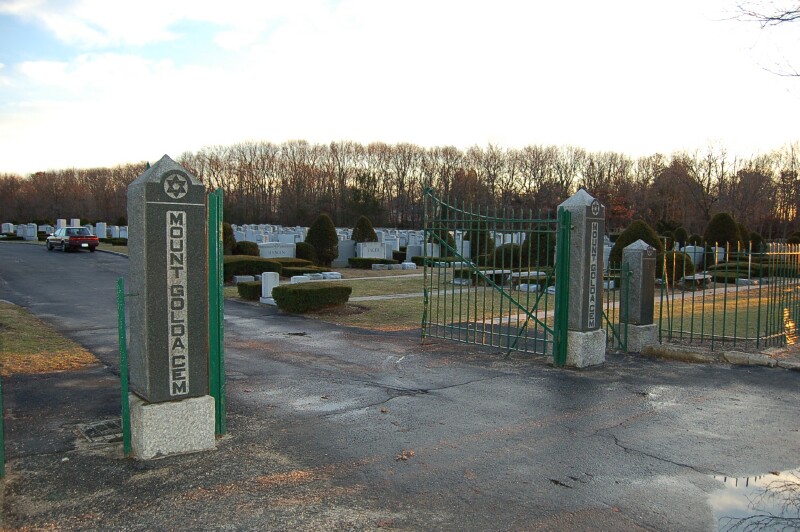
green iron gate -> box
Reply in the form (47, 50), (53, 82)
(421, 189), (571, 365)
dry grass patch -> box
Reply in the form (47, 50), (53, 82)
(0, 301), (98, 376)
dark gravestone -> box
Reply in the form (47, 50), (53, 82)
(128, 155), (208, 403)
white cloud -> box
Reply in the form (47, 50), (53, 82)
(1, 0), (799, 174)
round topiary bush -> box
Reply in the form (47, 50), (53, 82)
(703, 212), (740, 248)
(609, 220), (664, 267)
(233, 240), (260, 256)
(656, 251), (696, 280)
(305, 213), (339, 266)
(520, 228), (556, 267)
(295, 241), (317, 263)
(222, 222), (235, 255)
(688, 234), (703, 245)
(492, 243), (522, 268)
(351, 215), (378, 243)
(674, 227), (689, 248)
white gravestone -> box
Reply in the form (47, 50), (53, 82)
(260, 272), (280, 304)
(258, 242), (296, 259)
(357, 242), (387, 259)
(70, 218), (81, 227)
(332, 240), (355, 268)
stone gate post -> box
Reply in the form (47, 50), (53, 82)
(127, 155), (215, 459)
(558, 189), (606, 367)
(621, 240), (659, 352)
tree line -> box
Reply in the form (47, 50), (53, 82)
(2, 140), (798, 238)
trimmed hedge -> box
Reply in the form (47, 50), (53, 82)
(282, 265), (330, 277)
(0, 235), (24, 241)
(410, 256), (466, 267)
(272, 283), (352, 313)
(392, 250), (406, 262)
(349, 257), (398, 269)
(110, 238), (128, 246)
(268, 257), (314, 268)
(233, 240), (260, 256)
(237, 281), (262, 301)
(223, 255), (282, 281)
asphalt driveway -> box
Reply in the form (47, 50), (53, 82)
(0, 242), (798, 530)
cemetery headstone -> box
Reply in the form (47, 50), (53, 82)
(260, 272), (280, 303)
(357, 242), (387, 259)
(258, 242), (295, 259)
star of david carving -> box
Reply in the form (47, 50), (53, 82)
(164, 173), (189, 199)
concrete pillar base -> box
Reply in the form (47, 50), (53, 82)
(566, 329), (606, 368)
(625, 323), (658, 353)
(130, 394), (216, 460)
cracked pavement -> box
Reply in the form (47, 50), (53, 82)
(1, 243), (799, 530)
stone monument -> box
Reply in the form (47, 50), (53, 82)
(621, 240), (658, 352)
(558, 189), (606, 367)
(127, 155), (215, 459)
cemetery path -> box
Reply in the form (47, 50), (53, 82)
(1, 243), (799, 530)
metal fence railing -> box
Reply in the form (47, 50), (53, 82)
(421, 189), (570, 360)
(604, 262), (631, 352)
(658, 241), (800, 351)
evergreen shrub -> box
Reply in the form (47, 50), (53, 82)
(348, 257), (397, 269)
(272, 283), (353, 313)
(703, 213), (740, 248)
(223, 256), (282, 281)
(656, 251), (696, 280)
(609, 220), (663, 266)
(233, 241), (260, 256)
(295, 241), (317, 263)
(282, 266), (330, 277)
(351, 215), (378, 243)
(305, 214), (339, 266)
(237, 281), (262, 301)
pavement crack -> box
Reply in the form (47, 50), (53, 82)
(318, 375), (507, 417)
(608, 434), (723, 476)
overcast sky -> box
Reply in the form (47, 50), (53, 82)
(1, 0), (798, 176)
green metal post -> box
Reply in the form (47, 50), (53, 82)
(0, 375), (4, 477)
(552, 208), (571, 366)
(117, 277), (131, 456)
(208, 189), (226, 436)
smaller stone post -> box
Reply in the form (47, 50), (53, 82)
(558, 189), (606, 368)
(621, 240), (658, 352)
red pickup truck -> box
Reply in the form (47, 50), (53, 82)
(46, 227), (99, 252)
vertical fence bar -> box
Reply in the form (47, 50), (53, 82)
(208, 188), (226, 436)
(553, 208), (571, 366)
(0, 375), (4, 477)
(117, 277), (131, 456)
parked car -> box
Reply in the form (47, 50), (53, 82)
(46, 227), (99, 252)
